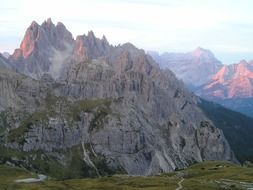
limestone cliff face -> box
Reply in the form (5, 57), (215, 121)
(9, 18), (74, 79)
(0, 67), (47, 112)
(0, 19), (236, 177)
(74, 32), (111, 62)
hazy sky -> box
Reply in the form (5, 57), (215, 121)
(1, 0), (253, 64)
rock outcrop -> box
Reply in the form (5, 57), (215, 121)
(74, 32), (111, 62)
(9, 18), (74, 79)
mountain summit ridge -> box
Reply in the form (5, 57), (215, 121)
(8, 19), (115, 79)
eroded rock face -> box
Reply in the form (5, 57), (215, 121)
(0, 67), (47, 112)
(74, 32), (111, 62)
(1, 93), (235, 176)
(9, 18), (74, 79)
(8, 19), (113, 81)
(0, 19), (236, 177)
(196, 121), (233, 161)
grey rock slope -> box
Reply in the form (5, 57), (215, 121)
(0, 67), (47, 112)
(148, 48), (223, 88)
(0, 19), (235, 178)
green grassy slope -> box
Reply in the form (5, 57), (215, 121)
(1, 161), (253, 190)
(178, 161), (253, 190)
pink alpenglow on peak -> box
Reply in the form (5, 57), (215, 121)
(192, 47), (211, 58)
(8, 18), (111, 79)
(20, 21), (40, 58)
(197, 60), (253, 99)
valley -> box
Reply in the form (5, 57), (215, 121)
(1, 161), (253, 190)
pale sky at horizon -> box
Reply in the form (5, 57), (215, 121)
(1, 0), (253, 64)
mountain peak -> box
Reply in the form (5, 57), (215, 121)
(149, 47), (222, 87)
(88, 30), (95, 38)
(195, 47), (206, 51)
(56, 21), (66, 29)
(238, 59), (248, 65)
(46, 18), (53, 24)
(200, 59), (253, 99)
(19, 21), (41, 58)
(41, 18), (55, 29)
(30, 21), (39, 27)
(102, 35), (108, 43)
(192, 47), (213, 57)
(28, 21), (40, 34)
(73, 31), (111, 61)
(13, 18), (74, 60)
(121, 42), (138, 50)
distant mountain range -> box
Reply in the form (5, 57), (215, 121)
(148, 47), (223, 88)
(149, 49), (253, 118)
